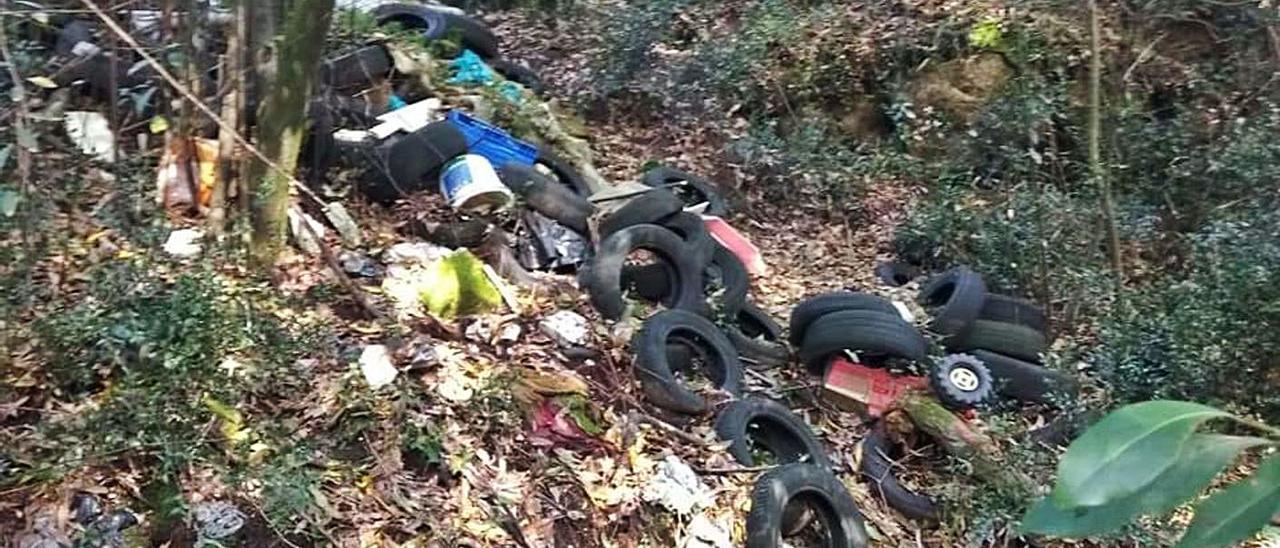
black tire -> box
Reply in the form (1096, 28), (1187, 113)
(661, 212), (715, 270)
(363, 121), (469, 203)
(704, 243), (749, 317)
(373, 4), (499, 59)
(747, 464), (870, 548)
(534, 149), (591, 197)
(498, 163), (593, 236)
(321, 44), (393, 91)
(929, 354), (994, 410)
(919, 266), (987, 335)
(860, 426), (940, 521)
(874, 261), (920, 287)
(726, 301), (791, 368)
(970, 350), (1079, 405)
(946, 319), (1048, 363)
(788, 292), (899, 347)
(580, 225), (705, 320)
(715, 398), (829, 467)
(979, 294), (1048, 334)
(632, 309), (743, 414)
(489, 58), (545, 95)
(641, 165), (729, 217)
(597, 190), (685, 240)
(621, 262), (675, 304)
(798, 310), (926, 375)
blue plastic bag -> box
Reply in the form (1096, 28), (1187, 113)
(447, 49), (496, 85)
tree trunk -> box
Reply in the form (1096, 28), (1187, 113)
(1089, 0), (1124, 291)
(208, 1), (248, 235)
(899, 392), (1035, 497)
(248, 0), (335, 266)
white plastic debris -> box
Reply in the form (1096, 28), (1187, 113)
(891, 300), (916, 323)
(64, 111), (115, 162)
(540, 310), (589, 348)
(385, 242), (451, 265)
(193, 501), (245, 540)
(643, 456), (713, 515)
(359, 345), (398, 389)
(372, 97), (443, 137)
(499, 323), (522, 343)
(682, 515), (732, 548)
(162, 228), (203, 258)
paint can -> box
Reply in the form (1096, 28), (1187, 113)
(439, 154), (513, 214)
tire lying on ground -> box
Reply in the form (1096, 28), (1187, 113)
(919, 266), (987, 335)
(704, 243), (749, 317)
(597, 190), (685, 239)
(798, 310), (926, 375)
(640, 165), (729, 217)
(715, 398), (829, 467)
(498, 163), (594, 236)
(661, 211), (716, 269)
(725, 301), (791, 368)
(945, 319), (1048, 363)
(860, 425), (940, 521)
(364, 121), (469, 203)
(581, 225), (705, 320)
(979, 294), (1049, 334)
(970, 349), (1079, 405)
(929, 354), (994, 410)
(747, 463), (870, 548)
(632, 309), (743, 414)
(321, 44), (393, 91)
(373, 3), (500, 59)
(788, 292), (899, 347)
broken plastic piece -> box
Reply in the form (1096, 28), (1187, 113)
(823, 357), (927, 417)
(64, 111), (115, 162)
(418, 249), (504, 319)
(162, 228), (203, 258)
(703, 215), (765, 276)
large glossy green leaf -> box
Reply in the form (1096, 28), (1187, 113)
(1022, 434), (1266, 537)
(1053, 400), (1229, 507)
(1176, 453), (1280, 548)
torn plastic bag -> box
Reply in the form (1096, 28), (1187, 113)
(515, 210), (588, 272)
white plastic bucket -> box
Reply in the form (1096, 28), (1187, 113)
(439, 154), (514, 214)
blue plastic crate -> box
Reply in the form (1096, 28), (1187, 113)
(446, 110), (538, 168)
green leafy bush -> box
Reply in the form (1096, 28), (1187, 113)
(1091, 202), (1280, 418)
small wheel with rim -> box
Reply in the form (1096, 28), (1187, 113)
(930, 354), (994, 410)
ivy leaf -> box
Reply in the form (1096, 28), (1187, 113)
(1052, 400), (1229, 508)
(1021, 434), (1267, 536)
(1176, 453), (1280, 548)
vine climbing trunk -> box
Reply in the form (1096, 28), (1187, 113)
(1089, 0), (1124, 291)
(248, 0), (336, 267)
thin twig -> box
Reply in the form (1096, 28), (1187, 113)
(628, 410), (707, 447)
(250, 500), (304, 548)
(693, 464), (772, 475)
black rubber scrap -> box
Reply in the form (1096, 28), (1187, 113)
(661, 211), (716, 270)
(970, 349), (1079, 405)
(715, 398), (829, 467)
(498, 163), (594, 236)
(489, 58), (545, 95)
(979, 294), (1049, 334)
(363, 120), (469, 203)
(631, 309), (743, 414)
(640, 165), (729, 217)
(919, 266), (987, 335)
(621, 262), (676, 304)
(725, 301), (791, 368)
(946, 319), (1049, 363)
(798, 309), (927, 375)
(580, 225), (705, 320)
(787, 292), (899, 347)
(747, 463), (871, 548)
(534, 148), (591, 197)
(321, 44), (393, 91)
(874, 261), (920, 287)
(860, 425), (940, 521)
(597, 189), (685, 240)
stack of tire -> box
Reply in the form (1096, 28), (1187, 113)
(918, 266), (1078, 405)
(787, 290), (995, 523)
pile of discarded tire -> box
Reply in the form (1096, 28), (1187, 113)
(918, 266), (1078, 404)
(788, 289), (996, 523)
